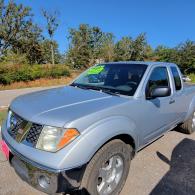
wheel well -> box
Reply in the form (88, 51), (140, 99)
(108, 134), (136, 158)
(87, 134), (136, 165)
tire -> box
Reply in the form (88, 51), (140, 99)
(180, 111), (195, 134)
(79, 139), (132, 195)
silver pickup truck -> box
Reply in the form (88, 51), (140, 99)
(1, 61), (195, 195)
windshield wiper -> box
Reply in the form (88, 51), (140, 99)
(100, 89), (120, 96)
(71, 84), (101, 91)
(80, 85), (120, 96)
(70, 83), (120, 96)
(70, 83), (89, 90)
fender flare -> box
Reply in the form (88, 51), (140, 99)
(59, 115), (138, 169)
(185, 96), (195, 121)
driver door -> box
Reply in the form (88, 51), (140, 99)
(141, 66), (176, 144)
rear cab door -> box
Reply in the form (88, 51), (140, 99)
(169, 65), (188, 121)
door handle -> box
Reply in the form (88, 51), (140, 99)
(169, 99), (175, 104)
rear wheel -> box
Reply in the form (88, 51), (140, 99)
(180, 111), (195, 134)
(80, 139), (132, 195)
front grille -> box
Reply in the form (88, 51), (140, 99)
(8, 112), (26, 139)
(7, 111), (43, 146)
(26, 124), (43, 146)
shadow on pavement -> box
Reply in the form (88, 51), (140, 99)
(150, 138), (195, 195)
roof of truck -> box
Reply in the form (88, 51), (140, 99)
(104, 61), (177, 67)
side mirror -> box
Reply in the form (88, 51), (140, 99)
(147, 86), (171, 99)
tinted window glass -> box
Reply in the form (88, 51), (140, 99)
(146, 67), (170, 96)
(171, 67), (182, 90)
(73, 64), (147, 96)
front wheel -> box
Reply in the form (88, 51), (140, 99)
(80, 139), (132, 195)
(180, 111), (195, 134)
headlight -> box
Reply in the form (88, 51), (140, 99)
(36, 126), (80, 152)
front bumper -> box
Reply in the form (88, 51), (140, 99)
(3, 137), (86, 194)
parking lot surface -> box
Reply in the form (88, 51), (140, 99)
(0, 86), (58, 108)
(1, 130), (195, 195)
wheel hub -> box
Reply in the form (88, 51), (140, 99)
(97, 155), (124, 195)
(192, 112), (195, 129)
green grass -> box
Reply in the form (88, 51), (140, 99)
(188, 74), (195, 83)
(0, 110), (7, 126)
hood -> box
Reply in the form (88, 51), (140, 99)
(10, 86), (127, 127)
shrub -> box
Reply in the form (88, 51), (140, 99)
(0, 64), (70, 85)
(0, 51), (28, 65)
(188, 74), (195, 83)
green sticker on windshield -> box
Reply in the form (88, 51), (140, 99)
(87, 65), (104, 75)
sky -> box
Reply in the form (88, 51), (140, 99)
(10, 0), (195, 53)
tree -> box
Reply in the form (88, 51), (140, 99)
(0, 0), (44, 64)
(42, 9), (59, 65)
(144, 45), (154, 61)
(66, 24), (116, 69)
(114, 36), (132, 61)
(99, 32), (115, 62)
(66, 24), (92, 69)
(177, 41), (195, 72)
(114, 34), (149, 61)
(89, 26), (104, 62)
(0, 0), (31, 52)
(131, 33), (148, 61)
(152, 41), (195, 73)
(40, 39), (61, 64)
(14, 24), (44, 64)
(153, 46), (180, 65)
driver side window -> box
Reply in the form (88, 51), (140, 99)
(146, 67), (170, 97)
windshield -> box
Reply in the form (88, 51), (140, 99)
(72, 63), (147, 96)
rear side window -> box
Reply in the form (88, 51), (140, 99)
(146, 67), (170, 97)
(171, 67), (182, 90)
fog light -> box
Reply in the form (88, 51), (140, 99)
(38, 175), (50, 189)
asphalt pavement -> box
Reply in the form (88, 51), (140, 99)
(0, 86), (60, 108)
(0, 130), (195, 195)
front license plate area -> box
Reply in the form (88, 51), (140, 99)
(0, 140), (10, 160)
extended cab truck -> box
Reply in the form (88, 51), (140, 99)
(1, 62), (195, 195)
